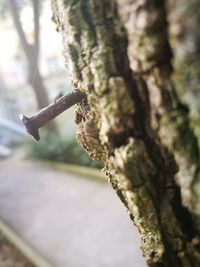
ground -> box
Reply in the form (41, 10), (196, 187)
(0, 233), (35, 267)
(0, 150), (146, 267)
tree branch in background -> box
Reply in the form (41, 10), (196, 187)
(32, 0), (39, 59)
(8, 0), (56, 128)
(8, 0), (31, 60)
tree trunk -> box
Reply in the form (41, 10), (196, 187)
(52, 0), (200, 266)
(28, 61), (57, 131)
(8, 0), (56, 131)
(29, 65), (50, 110)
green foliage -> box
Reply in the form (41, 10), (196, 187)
(26, 131), (102, 169)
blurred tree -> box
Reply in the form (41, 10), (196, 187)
(0, 0), (7, 18)
(52, 0), (200, 266)
(8, 0), (52, 111)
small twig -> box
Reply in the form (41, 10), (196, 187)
(20, 89), (85, 141)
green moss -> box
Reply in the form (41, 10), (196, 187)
(125, 189), (164, 263)
(173, 112), (199, 162)
(194, 170), (200, 211)
(124, 163), (141, 186)
(63, 0), (79, 7)
(99, 77), (134, 144)
(173, 57), (200, 149)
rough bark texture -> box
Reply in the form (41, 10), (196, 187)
(168, 0), (200, 220)
(52, 0), (200, 266)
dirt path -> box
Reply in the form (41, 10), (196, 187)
(0, 152), (146, 267)
(0, 232), (35, 267)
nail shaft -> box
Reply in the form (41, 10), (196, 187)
(21, 90), (85, 141)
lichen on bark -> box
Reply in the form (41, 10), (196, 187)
(52, 0), (200, 266)
(117, 0), (200, 224)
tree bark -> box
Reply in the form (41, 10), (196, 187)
(52, 0), (200, 266)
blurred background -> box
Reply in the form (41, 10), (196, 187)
(0, 1), (146, 267)
(0, 0), (101, 168)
